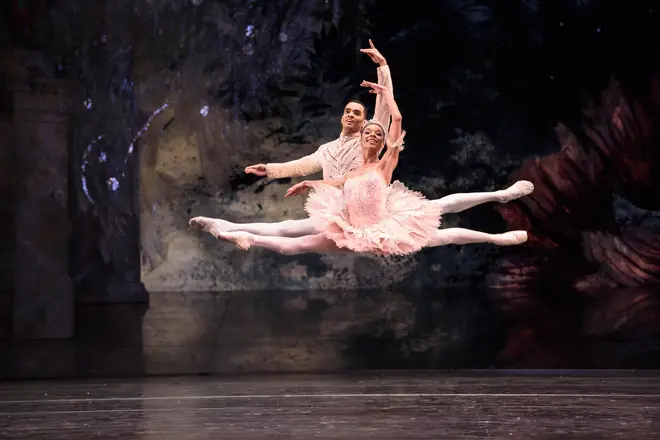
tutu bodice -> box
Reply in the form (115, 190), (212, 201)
(342, 171), (388, 228)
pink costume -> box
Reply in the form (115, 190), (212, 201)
(304, 134), (443, 256)
(265, 65), (394, 180)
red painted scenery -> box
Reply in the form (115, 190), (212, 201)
(488, 80), (660, 368)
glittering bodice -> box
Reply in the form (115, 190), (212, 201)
(342, 171), (388, 227)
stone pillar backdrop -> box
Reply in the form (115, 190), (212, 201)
(2, 50), (73, 339)
(0, 53), (16, 341)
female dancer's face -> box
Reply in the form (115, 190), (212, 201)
(361, 124), (385, 154)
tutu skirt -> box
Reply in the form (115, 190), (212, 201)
(305, 180), (442, 256)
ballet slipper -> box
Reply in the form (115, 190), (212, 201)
(216, 231), (253, 251)
(491, 230), (528, 246)
(189, 216), (232, 237)
(498, 181), (535, 203)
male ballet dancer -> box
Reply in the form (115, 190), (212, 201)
(189, 40), (394, 237)
(190, 41), (534, 245)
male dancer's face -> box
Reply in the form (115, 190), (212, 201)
(341, 102), (366, 135)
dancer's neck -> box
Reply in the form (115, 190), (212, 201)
(362, 152), (379, 165)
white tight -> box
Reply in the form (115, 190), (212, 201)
(196, 188), (508, 237)
(215, 227), (527, 255)
(211, 217), (320, 237)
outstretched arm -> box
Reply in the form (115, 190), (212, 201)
(245, 150), (323, 179)
(285, 175), (348, 198)
(361, 39), (393, 127)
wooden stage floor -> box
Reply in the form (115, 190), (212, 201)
(0, 371), (658, 439)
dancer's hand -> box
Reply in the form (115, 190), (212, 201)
(360, 39), (387, 66)
(244, 164), (267, 176)
(285, 181), (312, 198)
(360, 80), (388, 95)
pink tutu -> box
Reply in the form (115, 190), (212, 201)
(304, 170), (442, 256)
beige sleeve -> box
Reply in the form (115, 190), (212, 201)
(373, 65), (394, 127)
(265, 150), (323, 179)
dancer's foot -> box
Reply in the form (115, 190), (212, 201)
(216, 231), (254, 251)
(189, 216), (232, 237)
(498, 180), (534, 203)
(491, 230), (528, 246)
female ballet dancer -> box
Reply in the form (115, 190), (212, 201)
(213, 80), (530, 255)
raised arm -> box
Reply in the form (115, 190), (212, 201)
(245, 149), (323, 179)
(361, 81), (402, 144)
(374, 65), (393, 127)
(360, 80), (403, 182)
(360, 40), (393, 127)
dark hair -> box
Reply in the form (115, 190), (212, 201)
(346, 99), (367, 113)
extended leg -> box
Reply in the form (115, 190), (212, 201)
(189, 216), (319, 238)
(215, 231), (341, 255)
(427, 228), (528, 247)
(432, 180), (534, 214)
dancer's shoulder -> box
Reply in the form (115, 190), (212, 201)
(316, 137), (338, 152)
